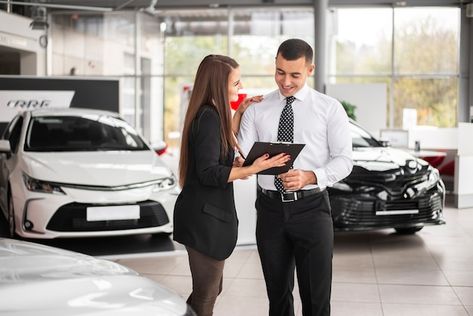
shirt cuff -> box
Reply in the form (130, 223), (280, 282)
(314, 168), (327, 190)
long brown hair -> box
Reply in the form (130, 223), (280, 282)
(179, 54), (238, 187)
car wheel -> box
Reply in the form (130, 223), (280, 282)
(395, 226), (423, 234)
(7, 191), (17, 238)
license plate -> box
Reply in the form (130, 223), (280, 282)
(87, 205), (140, 221)
(376, 209), (419, 216)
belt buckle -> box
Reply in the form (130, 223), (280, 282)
(281, 192), (297, 202)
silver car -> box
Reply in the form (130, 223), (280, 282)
(0, 238), (195, 315)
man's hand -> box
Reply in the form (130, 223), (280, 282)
(277, 169), (317, 191)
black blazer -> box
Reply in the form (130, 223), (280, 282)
(173, 105), (237, 260)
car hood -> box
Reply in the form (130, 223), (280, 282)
(0, 238), (187, 316)
(20, 151), (173, 186)
(350, 147), (430, 182)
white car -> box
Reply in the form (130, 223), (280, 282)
(0, 108), (178, 239)
(0, 238), (194, 316)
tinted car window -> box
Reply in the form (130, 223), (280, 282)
(6, 116), (24, 153)
(350, 122), (382, 148)
(25, 115), (149, 152)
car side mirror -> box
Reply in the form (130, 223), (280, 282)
(379, 139), (391, 147)
(0, 140), (11, 153)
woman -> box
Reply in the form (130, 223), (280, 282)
(173, 54), (288, 316)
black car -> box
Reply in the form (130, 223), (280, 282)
(328, 121), (445, 234)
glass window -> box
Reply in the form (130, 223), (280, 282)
(50, 12), (136, 77)
(394, 77), (458, 128)
(25, 116), (148, 152)
(394, 7), (459, 75)
(141, 14), (165, 76)
(350, 122), (382, 148)
(163, 76), (193, 148)
(327, 7), (460, 129)
(162, 10), (228, 76)
(161, 9), (229, 147)
(161, 7), (315, 149)
(327, 8), (392, 76)
(231, 8), (313, 77)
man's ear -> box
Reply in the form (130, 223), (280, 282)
(307, 63), (315, 75)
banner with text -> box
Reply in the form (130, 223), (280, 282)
(0, 90), (75, 122)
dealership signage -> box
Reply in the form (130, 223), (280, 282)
(0, 90), (75, 122)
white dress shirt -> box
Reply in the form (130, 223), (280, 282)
(238, 84), (353, 191)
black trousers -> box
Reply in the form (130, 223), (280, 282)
(256, 190), (334, 316)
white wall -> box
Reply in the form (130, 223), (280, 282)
(234, 177), (257, 245)
(0, 11), (46, 75)
(454, 123), (473, 208)
(408, 127), (458, 150)
(326, 83), (387, 135)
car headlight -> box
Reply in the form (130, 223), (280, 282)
(410, 167), (440, 196)
(152, 175), (177, 192)
(23, 174), (66, 195)
(425, 167), (440, 190)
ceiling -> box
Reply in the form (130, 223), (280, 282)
(1, 0), (467, 13)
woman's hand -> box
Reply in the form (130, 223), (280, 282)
(228, 153), (290, 182)
(233, 156), (249, 179)
(236, 95), (264, 115)
(233, 95), (264, 136)
(233, 156), (245, 167)
(251, 153), (290, 174)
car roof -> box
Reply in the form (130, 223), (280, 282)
(26, 107), (119, 118)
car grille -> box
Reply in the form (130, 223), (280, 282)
(46, 200), (169, 232)
(351, 176), (426, 198)
(331, 192), (444, 229)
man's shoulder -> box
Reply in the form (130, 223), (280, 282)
(259, 90), (282, 107)
(264, 89), (280, 99)
(310, 89), (340, 105)
(245, 90), (280, 116)
(306, 89), (342, 113)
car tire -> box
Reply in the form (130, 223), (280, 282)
(7, 190), (17, 238)
(395, 226), (423, 234)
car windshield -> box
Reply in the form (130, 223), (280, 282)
(25, 115), (149, 152)
(350, 122), (383, 148)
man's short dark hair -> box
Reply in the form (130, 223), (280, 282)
(276, 38), (313, 64)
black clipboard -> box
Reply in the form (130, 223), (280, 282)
(242, 142), (305, 175)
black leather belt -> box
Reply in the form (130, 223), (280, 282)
(258, 186), (323, 203)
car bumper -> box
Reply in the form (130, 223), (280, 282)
(330, 184), (445, 231)
(12, 182), (178, 239)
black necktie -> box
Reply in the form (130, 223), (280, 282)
(274, 96), (295, 193)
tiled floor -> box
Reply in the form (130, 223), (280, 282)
(114, 207), (473, 316)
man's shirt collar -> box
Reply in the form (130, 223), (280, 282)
(277, 84), (310, 103)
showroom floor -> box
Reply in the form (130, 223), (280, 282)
(112, 206), (473, 316)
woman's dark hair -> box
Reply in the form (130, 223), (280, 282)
(276, 38), (313, 64)
(179, 54), (239, 187)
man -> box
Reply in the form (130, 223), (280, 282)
(237, 39), (353, 316)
